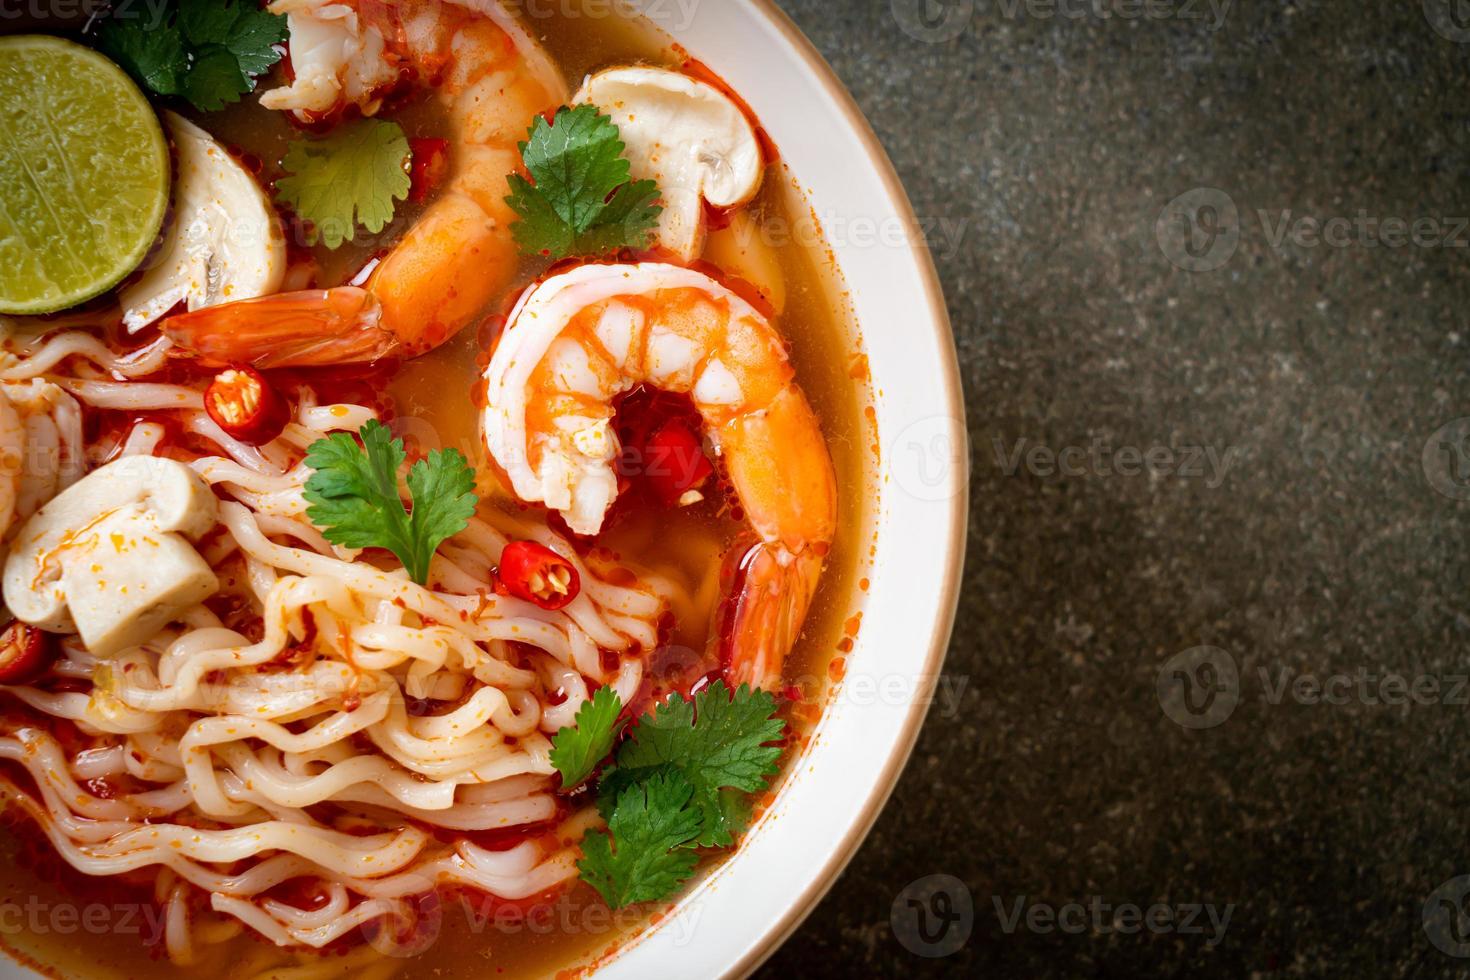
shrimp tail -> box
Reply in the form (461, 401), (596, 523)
(162, 288), (397, 368)
(718, 540), (825, 692)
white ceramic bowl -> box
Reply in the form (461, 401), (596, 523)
(595, 2), (968, 976)
(0, 4), (964, 977)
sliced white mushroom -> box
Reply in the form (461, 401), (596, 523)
(3, 457), (220, 657)
(575, 67), (765, 262)
(120, 112), (286, 334)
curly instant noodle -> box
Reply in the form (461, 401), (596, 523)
(0, 322), (670, 968)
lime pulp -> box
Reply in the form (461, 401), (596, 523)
(0, 35), (170, 315)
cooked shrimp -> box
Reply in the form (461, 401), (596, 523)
(161, 0), (567, 368)
(482, 263), (838, 691)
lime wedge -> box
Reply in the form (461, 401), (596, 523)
(0, 35), (170, 315)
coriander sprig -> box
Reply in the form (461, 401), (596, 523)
(549, 681), (785, 909)
(549, 686), (627, 789)
(506, 104), (663, 260)
(303, 421), (478, 586)
(275, 120), (413, 250)
(98, 0), (287, 113)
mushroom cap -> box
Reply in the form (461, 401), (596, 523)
(576, 66), (765, 261)
(121, 112), (286, 334)
(3, 456), (220, 657)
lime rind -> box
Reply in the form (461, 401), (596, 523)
(0, 35), (170, 315)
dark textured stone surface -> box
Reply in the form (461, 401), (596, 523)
(761, 1), (1470, 977)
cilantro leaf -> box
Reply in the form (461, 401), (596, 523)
(277, 120), (413, 249)
(505, 176), (578, 259)
(573, 683), (785, 908)
(181, 45), (250, 112)
(303, 422), (410, 552)
(594, 759), (756, 841)
(403, 448), (479, 587)
(521, 104), (635, 230)
(178, 0), (241, 46)
(578, 771), (702, 910)
(574, 179), (665, 257)
(303, 421), (477, 585)
(711, 786), (754, 843)
(97, 0), (286, 112)
(550, 687), (625, 789)
(99, 14), (189, 97)
(506, 105), (663, 260)
(223, 5), (291, 77)
(611, 682), (783, 847)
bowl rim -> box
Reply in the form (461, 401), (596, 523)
(716, 2), (968, 975)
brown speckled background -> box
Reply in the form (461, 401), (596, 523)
(761, 0), (1470, 977)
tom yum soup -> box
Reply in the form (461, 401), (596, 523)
(0, 0), (874, 977)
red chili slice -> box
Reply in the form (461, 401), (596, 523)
(497, 541), (581, 611)
(0, 623), (56, 685)
(643, 418), (714, 506)
(205, 367), (290, 445)
(408, 137), (450, 204)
